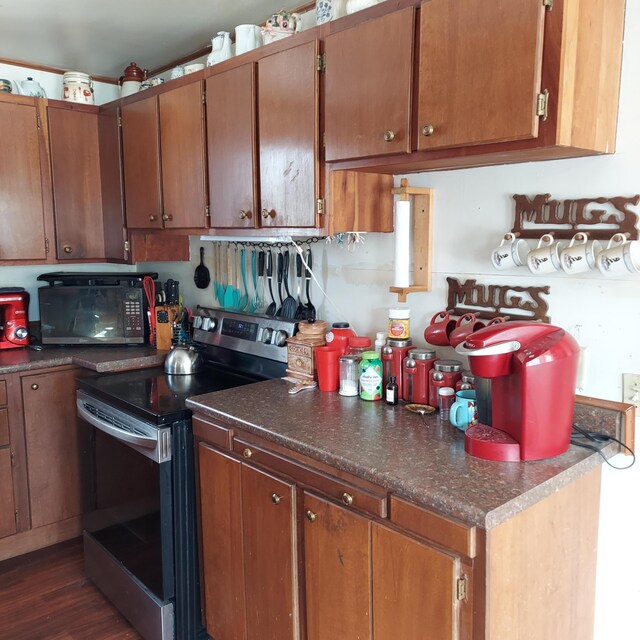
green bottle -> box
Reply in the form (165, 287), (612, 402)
(359, 351), (383, 401)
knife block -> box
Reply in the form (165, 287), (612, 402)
(156, 305), (180, 350)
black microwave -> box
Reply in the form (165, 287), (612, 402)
(37, 272), (157, 346)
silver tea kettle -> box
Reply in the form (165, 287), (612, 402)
(164, 345), (204, 375)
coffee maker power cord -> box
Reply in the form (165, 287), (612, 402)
(571, 424), (635, 470)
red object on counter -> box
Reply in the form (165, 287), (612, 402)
(326, 322), (356, 355)
(347, 335), (371, 355)
(428, 360), (463, 408)
(456, 321), (580, 461)
(455, 371), (475, 392)
(0, 289), (30, 349)
(382, 338), (413, 400)
(315, 346), (341, 391)
(402, 348), (436, 403)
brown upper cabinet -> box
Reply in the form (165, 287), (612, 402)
(0, 96), (51, 262)
(122, 80), (208, 230)
(258, 40), (322, 229)
(48, 104), (106, 261)
(324, 8), (415, 162)
(206, 64), (258, 229)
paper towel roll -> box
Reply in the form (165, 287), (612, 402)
(394, 200), (411, 287)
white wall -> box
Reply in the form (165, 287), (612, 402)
(1, 2), (638, 635)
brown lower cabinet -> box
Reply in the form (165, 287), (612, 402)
(195, 415), (602, 640)
(0, 367), (87, 561)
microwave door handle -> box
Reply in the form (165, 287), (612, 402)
(76, 399), (157, 449)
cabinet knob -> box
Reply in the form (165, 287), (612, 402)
(271, 493), (281, 505)
(261, 209), (275, 219)
(421, 124), (434, 137)
(242, 448), (253, 459)
(383, 130), (395, 142)
(341, 492), (354, 506)
(63, 245), (73, 254)
(31, 383), (39, 390)
(162, 213), (173, 222)
(306, 510), (317, 523)
(149, 215), (157, 222)
(239, 209), (252, 220)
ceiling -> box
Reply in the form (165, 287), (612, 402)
(0, 0), (296, 79)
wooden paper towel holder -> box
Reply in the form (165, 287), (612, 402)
(389, 179), (433, 302)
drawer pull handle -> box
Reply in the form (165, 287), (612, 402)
(242, 448), (253, 459)
(162, 213), (173, 222)
(239, 209), (252, 220)
(306, 510), (317, 523)
(262, 209), (275, 219)
(63, 245), (73, 254)
(421, 124), (434, 137)
(341, 492), (354, 506)
(271, 493), (281, 505)
(149, 215), (157, 222)
(383, 130), (395, 142)
(31, 383), (39, 391)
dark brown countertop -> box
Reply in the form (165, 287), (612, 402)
(0, 346), (166, 374)
(187, 378), (621, 529)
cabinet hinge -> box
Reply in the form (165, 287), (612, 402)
(536, 89), (549, 121)
(456, 576), (468, 601)
(36, 114), (41, 129)
(124, 239), (130, 252)
(202, 91), (207, 104)
(316, 53), (326, 73)
(205, 204), (211, 225)
(14, 510), (19, 526)
(118, 115), (122, 128)
(316, 197), (325, 216)
(543, 0), (553, 10)
(44, 238), (50, 255)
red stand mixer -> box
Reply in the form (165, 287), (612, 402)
(456, 321), (580, 462)
(0, 288), (30, 349)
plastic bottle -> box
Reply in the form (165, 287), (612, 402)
(385, 375), (399, 406)
(374, 332), (386, 356)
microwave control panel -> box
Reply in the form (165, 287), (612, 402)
(124, 293), (144, 336)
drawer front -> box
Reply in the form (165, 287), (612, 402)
(390, 495), (476, 558)
(0, 408), (8, 447)
(193, 415), (232, 450)
(233, 437), (388, 518)
(0, 380), (6, 407)
(288, 353), (313, 376)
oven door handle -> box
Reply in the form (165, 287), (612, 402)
(77, 399), (157, 449)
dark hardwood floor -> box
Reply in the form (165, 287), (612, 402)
(0, 538), (141, 639)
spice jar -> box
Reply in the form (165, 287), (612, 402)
(428, 360), (463, 408)
(455, 371), (475, 392)
(388, 308), (410, 340)
(347, 335), (371, 356)
(326, 322), (356, 355)
(382, 338), (413, 399)
(438, 387), (455, 419)
(339, 354), (361, 397)
(402, 348), (436, 403)
(359, 351), (383, 401)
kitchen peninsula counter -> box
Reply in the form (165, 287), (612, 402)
(187, 377), (630, 529)
(0, 345), (166, 374)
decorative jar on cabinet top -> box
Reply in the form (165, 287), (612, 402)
(316, 0), (347, 24)
(346, 0), (381, 14)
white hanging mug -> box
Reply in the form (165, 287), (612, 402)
(490, 232), (528, 269)
(527, 234), (563, 274)
(596, 233), (640, 275)
(560, 233), (602, 274)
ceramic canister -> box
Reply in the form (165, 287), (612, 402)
(62, 71), (94, 104)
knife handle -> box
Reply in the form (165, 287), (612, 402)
(258, 250), (266, 277)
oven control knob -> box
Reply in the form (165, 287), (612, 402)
(192, 316), (203, 329)
(261, 328), (274, 344)
(273, 330), (288, 347)
(202, 317), (217, 332)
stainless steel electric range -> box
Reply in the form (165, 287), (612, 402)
(76, 308), (298, 640)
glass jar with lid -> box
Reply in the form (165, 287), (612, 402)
(428, 360), (463, 407)
(339, 354), (361, 397)
(347, 335), (372, 356)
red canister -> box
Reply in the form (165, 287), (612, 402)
(428, 360), (463, 408)
(402, 348), (436, 403)
(455, 370), (475, 392)
(325, 322), (356, 355)
(382, 338), (413, 400)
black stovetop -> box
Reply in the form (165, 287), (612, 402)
(76, 365), (260, 425)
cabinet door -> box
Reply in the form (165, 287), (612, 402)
(0, 99), (48, 261)
(159, 81), (208, 229)
(324, 8), (415, 161)
(0, 448), (16, 539)
(258, 41), (319, 229)
(417, 0), (545, 151)
(242, 464), (297, 640)
(198, 444), (247, 640)
(304, 493), (372, 640)
(121, 96), (163, 229)
(207, 65), (257, 229)
(372, 524), (461, 640)
(48, 106), (105, 260)
(22, 369), (84, 529)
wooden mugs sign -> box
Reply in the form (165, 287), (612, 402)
(511, 193), (640, 240)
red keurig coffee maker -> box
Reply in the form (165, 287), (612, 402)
(456, 321), (580, 461)
(0, 288), (30, 349)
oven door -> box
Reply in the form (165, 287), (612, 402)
(77, 391), (175, 639)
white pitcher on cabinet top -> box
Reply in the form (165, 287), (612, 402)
(207, 31), (232, 66)
(235, 24), (262, 55)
